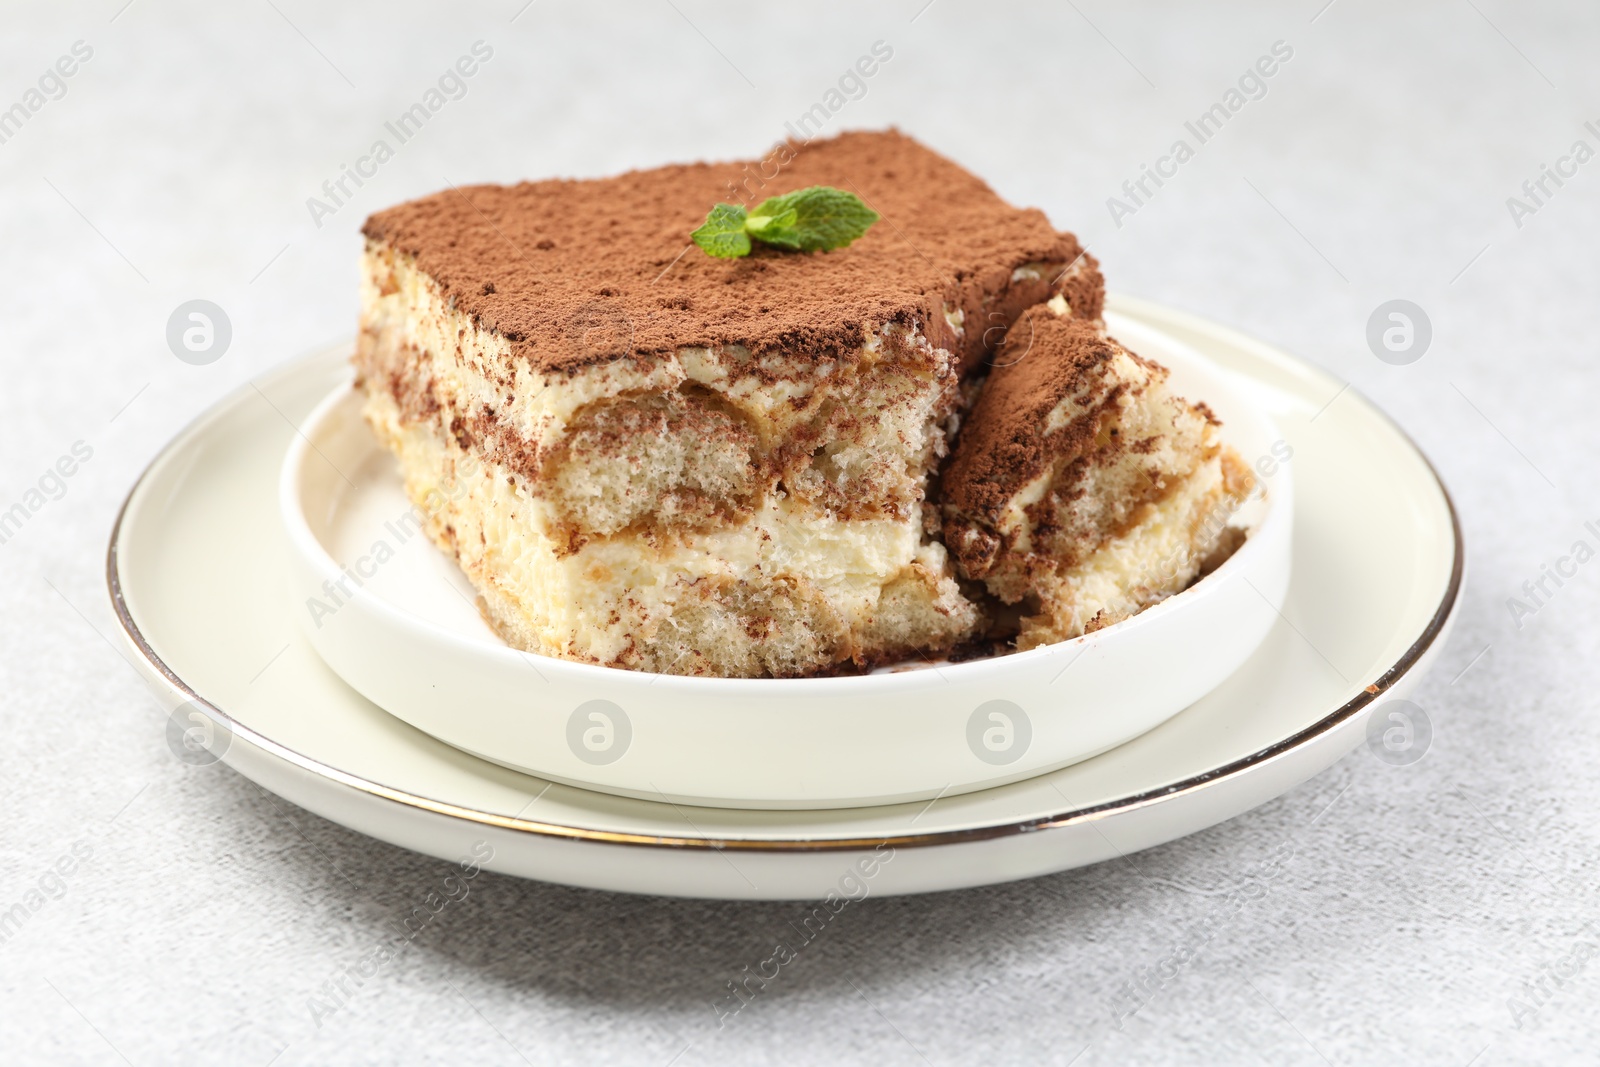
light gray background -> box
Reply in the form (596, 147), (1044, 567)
(3, 1), (1598, 1063)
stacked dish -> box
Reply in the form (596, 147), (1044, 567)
(109, 298), (1460, 899)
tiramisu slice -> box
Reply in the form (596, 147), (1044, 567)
(940, 299), (1252, 650)
(355, 130), (1103, 677)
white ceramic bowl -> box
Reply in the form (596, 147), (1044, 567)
(279, 314), (1293, 809)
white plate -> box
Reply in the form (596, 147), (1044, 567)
(108, 296), (1462, 900)
(278, 313), (1293, 809)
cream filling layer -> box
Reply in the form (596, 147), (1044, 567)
(1018, 454), (1228, 648)
(365, 389), (964, 665)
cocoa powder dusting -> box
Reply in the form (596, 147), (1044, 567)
(939, 308), (1126, 522)
(361, 130), (1089, 374)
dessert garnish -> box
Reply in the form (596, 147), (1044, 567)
(690, 185), (879, 258)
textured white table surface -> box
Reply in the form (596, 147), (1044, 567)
(4, 2), (1599, 1063)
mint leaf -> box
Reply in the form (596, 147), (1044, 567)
(691, 203), (752, 258)
(749, 186), (879, 253)
(691, 186), (880, 258)
(744, 206), (801, 249)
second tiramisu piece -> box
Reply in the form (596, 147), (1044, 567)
(940, 298), (1252, 649)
